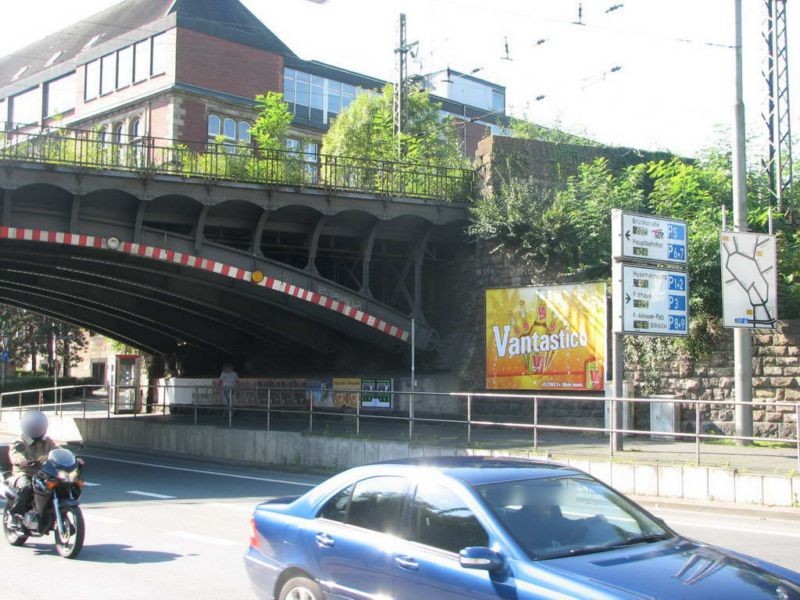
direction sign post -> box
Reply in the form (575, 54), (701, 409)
(611, 210), (690, 452)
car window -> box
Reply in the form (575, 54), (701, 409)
(344, 476), (407, 535)
(318, 484), (353, 522)
(477, 476), (669, 560)
(408, 481), (488, 554)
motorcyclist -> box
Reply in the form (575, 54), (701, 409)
(7, 410), (60, 522)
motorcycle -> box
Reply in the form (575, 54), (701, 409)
(2, 447), (86, 558)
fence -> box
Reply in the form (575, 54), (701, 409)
(0, 124), (475, 202)
(1, 384), (798, 471)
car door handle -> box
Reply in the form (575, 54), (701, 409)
(315, 532), (335, 548)
(395, 555), (419, 571)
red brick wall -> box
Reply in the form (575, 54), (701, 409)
(148, 97), (172, 139)
(175, 28), (284, 100)
(177, 97), (208, 146)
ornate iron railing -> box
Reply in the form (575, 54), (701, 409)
(0, 125), (475, 202)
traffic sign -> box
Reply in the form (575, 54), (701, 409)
(1, 351), (9, 362)
(720, 231), (778, 329)
(612, 210), (688, 265)
(614, 264), (689, 336)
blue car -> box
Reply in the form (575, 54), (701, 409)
(244, 457), (800, 599)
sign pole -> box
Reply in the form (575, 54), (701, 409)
(612, 331), (624, 451)
(732, 0), (753, 444)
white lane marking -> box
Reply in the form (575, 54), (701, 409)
(666, 518), (800, 539)
(82, 454), (317, 488)
(126, 490), (177, 500)
(83, 482), (101, 487)
(83, 513), (123, 524)
(204, 502), (254, 513)
(168, 531), (241, 547)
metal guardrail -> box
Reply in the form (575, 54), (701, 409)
(1, 384), (798, 471)
(0, 124), (475, 202)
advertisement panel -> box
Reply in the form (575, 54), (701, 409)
(333, 378), (361, 409)
(486, 282), (607, 391)
(306, 378), (334, 408)
(361, 378), (393, 409)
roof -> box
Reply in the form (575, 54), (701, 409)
(0, 0), (294, 90)
(171, 0), (295, 57)
(376, 456), (579, 486)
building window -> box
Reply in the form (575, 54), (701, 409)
(11, 87), (42, 125)
(134, 39), (150, 83)
(117, 46), (133, 89)
(112, 123), (124, 144)
(238, 121), (251, 143)
(207, 114), (251, 148)
(207, 114), (221, 140)
(85, 59), (100, 100)
(491, 89), (505, 114)
(0, 99), (6, 130)
(284, 68), (362, 125)
(129, 117), (142, 140)
(101, 53), (117, 95)
(45, 72), (76, 117)
(151, 33), (168, 76)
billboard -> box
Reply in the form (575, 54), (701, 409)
(333, 378), (361, 409)
(486, 282), (607, 391)
(361, 378), (393, 409)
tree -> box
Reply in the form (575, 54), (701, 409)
(251, 91), (293, 151)
(322, 84), (467, 168)
(0, 307), (87, 375)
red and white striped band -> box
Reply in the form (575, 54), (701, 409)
(0, 227), (410, 342)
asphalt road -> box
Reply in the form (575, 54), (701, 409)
(1, 448), (799, 599)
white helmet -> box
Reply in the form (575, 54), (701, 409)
(20, 410), (48, 441)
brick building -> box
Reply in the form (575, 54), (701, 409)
(0, 0), (505, 159)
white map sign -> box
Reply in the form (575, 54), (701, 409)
(720, 231), (778, 329)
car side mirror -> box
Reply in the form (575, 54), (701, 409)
(459, 546), (504, 572)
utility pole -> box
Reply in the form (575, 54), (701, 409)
(762, 0), (794, 223)
(733, 0), (753, 443)
(393, 13), (417, 160)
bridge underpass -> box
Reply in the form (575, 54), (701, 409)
(0, 138), (471, 375)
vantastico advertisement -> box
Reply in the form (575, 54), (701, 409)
(486, 282), (607, 391)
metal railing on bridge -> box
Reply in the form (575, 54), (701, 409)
(0, 124), (475, 202)
(1, 383), (798, 472)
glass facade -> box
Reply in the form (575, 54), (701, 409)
(45, 72), (76, 117)
(284, 68), (357, 125)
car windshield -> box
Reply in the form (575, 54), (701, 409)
(475, 475), (671, 560)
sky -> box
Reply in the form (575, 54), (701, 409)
(0, 0), (797, 158)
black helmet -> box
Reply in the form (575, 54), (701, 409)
(20, 410), (48, 441)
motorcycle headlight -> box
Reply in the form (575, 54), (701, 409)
(57, 469), (79, 482)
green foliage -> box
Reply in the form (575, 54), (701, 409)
(470, 145), (800, 360)
(0, 307), (87, 375)
(322, 84), (468, 168)
(470, 158), (645, 279)
(509, 116), (601, 147)
(251, 92), (293, 151)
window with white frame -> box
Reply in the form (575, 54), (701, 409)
(45, 72), (76, 117)
(134, 39), (150, 83)
(11, 87), (42, 125)
(208, 113), (252, 149)
(151, 33), (168, 76)
(85, 60), (100, 100)
(100, 53), (117, 95)
(117, 46), (133, 88)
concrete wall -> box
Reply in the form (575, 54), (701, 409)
(73, 418), (800, 509)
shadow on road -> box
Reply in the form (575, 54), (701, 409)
(29, 542), (188, 563)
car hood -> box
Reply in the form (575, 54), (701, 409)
(531, 537), (800, 600)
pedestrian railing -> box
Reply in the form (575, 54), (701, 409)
(0, 124), (475, 202)
(1, 384), (798, 472)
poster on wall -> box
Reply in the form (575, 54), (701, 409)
(485, 282), (607, 391)
(361, 378), (393, 409)
(333, 378), (361, 409)
(306, 378), (334, 408)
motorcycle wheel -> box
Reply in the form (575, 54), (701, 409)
(2, 507), (28, 546)
(54, 505), (85, 559)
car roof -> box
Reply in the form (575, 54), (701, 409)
(369, 456), (583, 486)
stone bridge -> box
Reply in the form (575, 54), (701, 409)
(0, 127), (473, 372)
